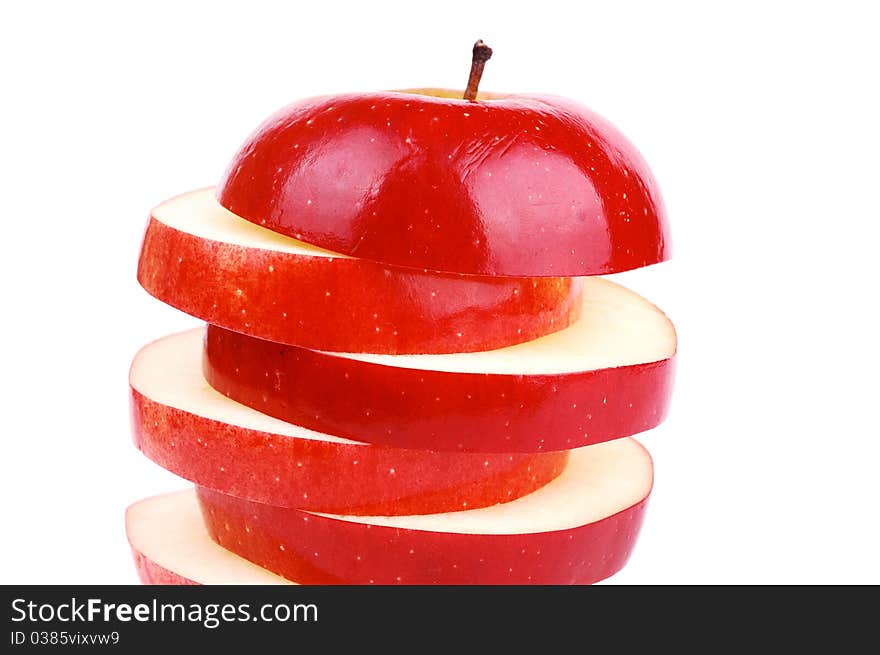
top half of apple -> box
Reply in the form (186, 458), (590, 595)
(218, 46), (669, 278)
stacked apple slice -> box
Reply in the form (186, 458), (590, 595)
(126, 86), (675, 585)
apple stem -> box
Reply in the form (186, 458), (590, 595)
(463, 40), (493, 101)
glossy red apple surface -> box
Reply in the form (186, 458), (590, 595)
(127, 491), (292, 585)
(138, 189), (582, 354)
(131, 330), (568, 514)
(204, 277), (676, 453)
(197, 438), (652, 585)
(218, 90), (669, 277)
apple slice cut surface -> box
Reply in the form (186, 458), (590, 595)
(138, 188), (582, 354)
(205, 277), (676, 453)
(197, 438), (653, 585)
(130, 330), (569, 514)
(126, 491), (293, 585)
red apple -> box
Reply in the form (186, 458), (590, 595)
(197, 438), (652, 585)
(138, 189), (582, 354)
(126, 491), (292, 585)
(218, 90), (669, 276)
(204, 277), (676, 453)
(131, 329), (569, 514)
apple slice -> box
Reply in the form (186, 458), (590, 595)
(197, 438), (652, 585)
(218, 91), (669, 277)
(138, 189), (582, 354)
(204, 277), (676, 453)
(130, 330), (569, 514)
(126, 491), (293, 585)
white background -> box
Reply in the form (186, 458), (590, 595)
(1, 1), (878, 584)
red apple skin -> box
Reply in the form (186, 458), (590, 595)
(218, 91), (669, 277)
(138, 212), (582, 354)
(203, 325), (676, 453)
(131, 549), (198, 585)
(131, 388), (569, 514)
(196, 486), (649, 585)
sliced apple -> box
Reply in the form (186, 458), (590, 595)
(137, 189), (582, 354)
(217, 91), (669, 277)
(130, 330), (569, 514)
(126, 491), (293, 585)
(197, 438), (652, 585)
(204, 277), (676, 453)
